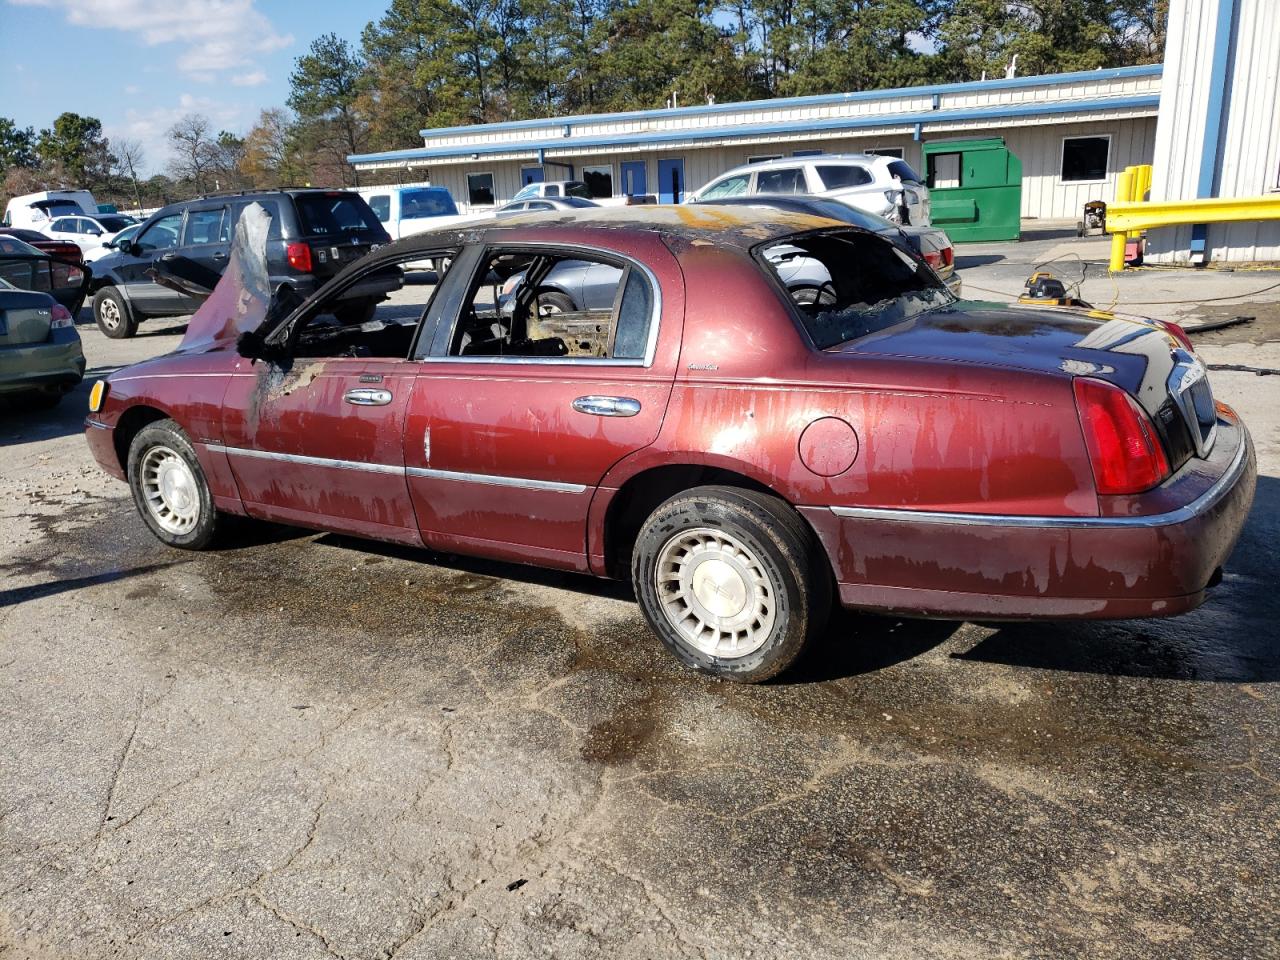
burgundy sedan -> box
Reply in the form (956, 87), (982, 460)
(85, 205), (1255, 682)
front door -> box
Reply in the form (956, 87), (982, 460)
(403, 240), (681, 571)
(658, 158), (684, 203)
(621, 161), (647, 197)
(119, 211), (193, 315)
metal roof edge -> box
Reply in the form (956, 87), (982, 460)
(349, 94), (1161, 165)
(410, 64), (1164, 139)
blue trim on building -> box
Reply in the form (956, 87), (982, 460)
(1197, 0), (1236, 198)
(409, 65), (1163, 140)
(349, 95), (1160, 165)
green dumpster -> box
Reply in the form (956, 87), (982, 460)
(923, 137), (1022, 242)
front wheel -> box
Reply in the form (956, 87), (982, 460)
(94, 287), (138, 339)
(127, 419), (219, 550)
(631, 485), (831, 683)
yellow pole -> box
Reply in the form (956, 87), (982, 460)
(1111, 170), (1134, 271)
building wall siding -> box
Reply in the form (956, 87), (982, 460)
(1148, 0), (1280, 263)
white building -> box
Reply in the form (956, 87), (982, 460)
(348, 65), (1162, 221)
(1147, 0), (1280, 264)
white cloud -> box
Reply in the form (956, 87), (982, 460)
(105, 93), (245, 176)
(8, 0), (292, 78)
(231, 69), (267, 87)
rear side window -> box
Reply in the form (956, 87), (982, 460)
(545, 185), (561, 197)
(183, 208), (227, 245)
(231, 200), (284, 240)
(887, 160), (923, 183)
(294, 193), (384, 237)
(401, 188), (459, 219)
(565, 182), (592, 199)
(756, 168), (807, 194)
(368, 194), (390, 222)
(816, 165), (873, 189)
(759, 231), (952, 350)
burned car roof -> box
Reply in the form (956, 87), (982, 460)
(396, 204), (848, 252)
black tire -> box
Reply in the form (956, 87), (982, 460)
(94, 286), (137, 339)
(631, 485), (832, 683)
(333, 297), (378, 325)
(126, 419), (219, 550)
(535, 290), (576, 316)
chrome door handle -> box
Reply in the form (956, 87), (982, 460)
(572, 395), (641, 417)
(344, 388), (393, 406)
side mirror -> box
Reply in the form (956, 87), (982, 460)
(124, 242), (141, 257)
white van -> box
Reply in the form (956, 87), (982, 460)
(357, 185), (477, 240)
(3, 190), (99, 231)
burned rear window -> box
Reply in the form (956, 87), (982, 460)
(294, 193), (385, 238)
(759, 231), (953, 350)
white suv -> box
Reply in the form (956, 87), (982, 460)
(690, 154), (931, 226)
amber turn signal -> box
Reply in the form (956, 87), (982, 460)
(88, 380), (108, 413)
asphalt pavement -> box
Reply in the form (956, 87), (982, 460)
(1, 245), (1277, 959)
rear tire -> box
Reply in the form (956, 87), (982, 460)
(333, 297), (378, 325)
(94, 287), (137, 339)
(535, 291), (575, 316)
(631, 485), (831, 683)
(127, 419), (219, 550)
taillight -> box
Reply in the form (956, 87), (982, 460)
(286, 241), (312, 272)
(1073, 377), (1171, 495)
(1158, 319), (1195, 353)
(941, 246), (954, 267)
(923, 250), (944, 270)
(49, 303), (74, 328)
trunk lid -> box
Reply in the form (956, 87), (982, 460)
(0, 290), (54, 346)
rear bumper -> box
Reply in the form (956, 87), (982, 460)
(801, 415), (1256, 620)
(0, 333), (85, 395)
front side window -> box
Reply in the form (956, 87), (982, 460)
(545, 184), (561, 198)
(759, 231), (952, 350)
(581, 166), (613, 199)
(756, 167), (807, 195)
(136, 213), (182, 252)
(368, 194), (391, 222)
(450, 249), (653, 361)
(467, 173), (495, 206)
(1062, 136), (1110, 182)
(816, 165), (873, 190)
(701, 174), (750, 200)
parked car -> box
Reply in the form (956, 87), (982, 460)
(87, 189), (394, 338)
(510, 180), (594, 202)
(495, 197), (600, 215)
(358, 185), (477, 239)
(2, 190), (98, 231)
(84, 205), (1254, 682)
(0, 234), (90, 313)
(0, 226), (88, 270)
(0, 269), (85, 408)
(43, 213), (138, 259)
(704, 195), (960, 296)
(690, 154), (931, 225)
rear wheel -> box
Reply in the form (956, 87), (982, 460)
(632, 485), (831, 683)
(333, 297), (378, 325)
(127, 419), (219, 550)
(535, 291), (575, 316)
(94, 287), (137, 339)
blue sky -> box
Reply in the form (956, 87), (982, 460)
(3, 0), (377, 174)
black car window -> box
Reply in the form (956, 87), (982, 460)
(230, 200), (284, 240)
(50, 218), (75, 233)
(757, 168), (807, 194)
(545, 185), (560, 197)
(887, 160), (923, 184)
(368, 194), (391, 222)
(293, 193), (383, 238)
(183, 208), (226, 245)
(448, 249), (652, 361)
(758, 230), (952, 350)
(136, 213), (183, 252)
(527, 201), (554, 210)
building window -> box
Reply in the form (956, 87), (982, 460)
(581, 164), (614, 198)
(467, 172), (495, 206)
(748, 154), (782, 164)
(792, 149), (823, 157)
(867, 147), (904, 159)
(1061, 136), (1110, 182)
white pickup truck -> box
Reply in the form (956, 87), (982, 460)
(357, 185), (482, 239)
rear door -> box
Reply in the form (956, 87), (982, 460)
(180, 203), (232, 285)
(404, 240), (682, 571)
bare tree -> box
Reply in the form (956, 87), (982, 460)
(113, 138), (145, 212)
(166, 114), (217, 193)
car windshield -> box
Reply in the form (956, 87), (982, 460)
(294, 193), (384, 238)
(759, 230), (954, 350)
(400, 188), (459, 219)
(0, 236), (43, 256)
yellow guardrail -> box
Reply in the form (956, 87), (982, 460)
(1106, 163), (1280, 270)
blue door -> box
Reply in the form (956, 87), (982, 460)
(620, 160), (647, 197)
(657, 158), (685, 203)
(520, 166), (545, 186)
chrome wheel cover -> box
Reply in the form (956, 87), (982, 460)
(139, 445), (200, 535)
(98, 298), (121, 330)
(656, 527), (777, 659)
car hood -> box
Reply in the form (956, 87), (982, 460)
(827, 301), (1189, 416)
